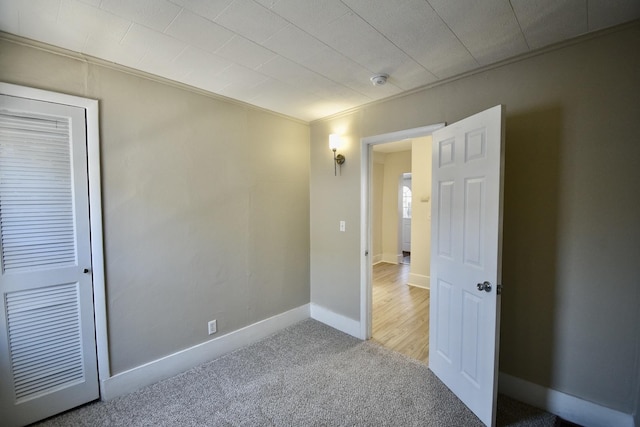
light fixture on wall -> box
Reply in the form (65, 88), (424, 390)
(329, 134), (345, 176)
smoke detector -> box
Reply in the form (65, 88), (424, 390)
(370, 73), (388, 86)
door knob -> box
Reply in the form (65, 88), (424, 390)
(83, 268), (90, 274)
(477, 281), (491, 292)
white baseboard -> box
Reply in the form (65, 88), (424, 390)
(381, 253), (399, 264)
(310, 303), (361, 339)
(499, 372), (634, 427)
(101, 304), (310, 400)
(372, 254), (383, 264)
(408, 273), (430, 289)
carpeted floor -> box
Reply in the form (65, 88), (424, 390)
(33, 319), (558, 427)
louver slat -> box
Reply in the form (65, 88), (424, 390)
(5, 283), (85, 402)
(0, 111), (77, 273)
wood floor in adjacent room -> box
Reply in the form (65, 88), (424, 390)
(371, 262), (429, 364)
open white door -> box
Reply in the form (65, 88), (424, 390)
(429, 105), (504, 426)
(0, 94), (100, 426)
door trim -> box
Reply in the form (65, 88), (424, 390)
(0, 82), (109, 395)
(359, 123), (445, 340)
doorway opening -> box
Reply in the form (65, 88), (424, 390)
(360, 124), (444, 363)
(360, 107), (505, 426)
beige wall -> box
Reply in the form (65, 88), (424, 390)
(409, 136), (431, 287)
(310, 117), (361, 318)
(0, 37), (310, 375)
(310, 23), (640, 415)
(371, 151), (385, 263)
(380, 150), (411, 263)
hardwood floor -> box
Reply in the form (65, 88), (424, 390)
(371, 262), (429, 364)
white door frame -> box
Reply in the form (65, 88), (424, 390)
(0, 82), (110, 395)
(359, 123), (444, 339)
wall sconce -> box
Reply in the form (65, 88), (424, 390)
(329, 134), (345, 176)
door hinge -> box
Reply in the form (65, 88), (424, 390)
(497, 283), (503, 295)
(364, 250), (369, 256)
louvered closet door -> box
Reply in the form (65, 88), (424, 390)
(0, 94), (99, 427)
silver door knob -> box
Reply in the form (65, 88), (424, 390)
(477, 281), (491, 292)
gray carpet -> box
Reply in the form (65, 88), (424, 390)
(34, 319), (557, 426)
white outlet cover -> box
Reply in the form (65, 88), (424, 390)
(208, 319), (217, 335)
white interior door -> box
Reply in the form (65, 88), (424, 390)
(428, 105), (504, 426)
(0, 94), (99, 426)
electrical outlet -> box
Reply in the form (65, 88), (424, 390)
(339, 220), (346, 232)
(208, 319), (217, 335)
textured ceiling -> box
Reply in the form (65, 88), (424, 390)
(1, 0), (639, 122)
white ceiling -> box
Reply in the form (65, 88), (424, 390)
(1, 0), (638, 122)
